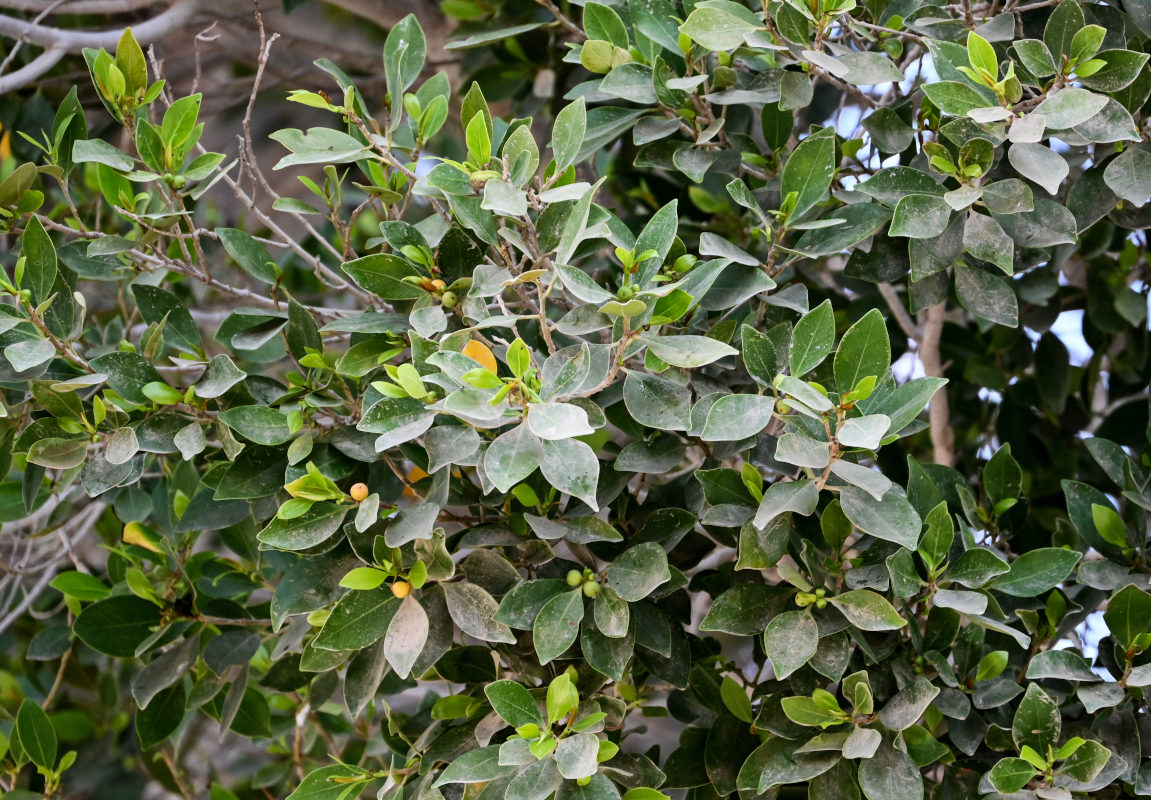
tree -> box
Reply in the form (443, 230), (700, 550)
(0, 0), (1148, 797)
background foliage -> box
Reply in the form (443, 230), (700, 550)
(0, 0), (1149, 797)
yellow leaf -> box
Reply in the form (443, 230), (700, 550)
(462, 339), (498, 374)
(123, 521), (164, 554)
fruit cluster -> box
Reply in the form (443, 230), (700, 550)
(566, 568), (601, 597)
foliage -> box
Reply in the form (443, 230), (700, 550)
(0, 0), (1149, 798)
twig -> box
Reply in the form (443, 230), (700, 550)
(535, 0), (586, 40)
(878, 282), (921, 342)
(0, 0), (66, 77)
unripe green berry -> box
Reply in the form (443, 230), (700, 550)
(583, 580), (601, 598)
(441, 291), (458, 309)
(566, 569), (583, 587)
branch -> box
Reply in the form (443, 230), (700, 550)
(0, 0), (195, 51)
(878, 282), (921, 342)
(918, 302), (955, 467)
(0, 43), (62, 92)
(0, 0), (162, 13)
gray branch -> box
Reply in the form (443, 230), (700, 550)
(0, 43), (63, 92)
(0, 0), (162, 14)
(0, 0), (195, 52)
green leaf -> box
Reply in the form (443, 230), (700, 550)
(1008, 143), (1068, 196)
(780, 696), (841, 727)
(88, 352), (165, 405)
(136, 682), (186, 750)
(829, 590), (907, 631)
(21, 215), (57, 307)
(1057, 739), (1110, 783)
(1103, 584), (1151, 649)
(383, 14), (426, 125)
(954, 264), (1018, 327)
(720, 676), (754, 722)
(989, 548), (1081, 597)
(640, 334), (737, 368)
(890, 194), (952, 238)
(1025, 649), (1100, 682)
(585, 2), (629, 46)
(781, 128), (836, 220)
(839, 486), (921, 549)
(341, 253), (425, 300)
(753, 479), (819, 530)
(534, 588), (584, 664)
(700, 394), (776, 441)
(286, 765), (365, 800)
(790, 299), (835, 376)
(975, 650), (1008, 682)
(922, 81), (992, 116)
(50, 571), (110, 601)
(485, 680), (543, 727)
(1044, 0), (1086, 59)
(314, 588), (401, 651)
(834, 309), (890, 395)
(485, 424), (544, 493)
(989, 757), (1036, 793)
(257, 503), (347, 551)
(679, 6), (760, 50)
(465, 112), (492, 166)
(1090, 503), (1128, 548)
(966, 32), (998, 79)
(857, 740), (923, 800)
(271, 127), (368, 169)
(73, 595), (162, 657)
(551, 98), (586, 172)
(383, 595), (429, 678)
(1034, 88), (1108, 130)
(444, 582), (517, 643)
(1012, 683), (1060, 754)
(218, 406), (292, 445)
(763, 609), (818, 679)
(624, 371), (691, 431)
(16, 700), (56, 770)
(605, 542), (670, 602)
(217, 228), (279, 285)
(160, 94), (201, 153)
(878, 676), (938, 731)
(435, 746), (517, 786)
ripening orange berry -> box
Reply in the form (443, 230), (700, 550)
(430, 279), (447, 291)
(349, 482), (369, 502)
(392, 580), (412, 598)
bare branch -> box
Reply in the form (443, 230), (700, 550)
(0, 0), (196, 52)
(0, 0), (162, 13)
(918, 302), (955, 467)
(878, 282), (921, 342)
(0, 43), (63, 92)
